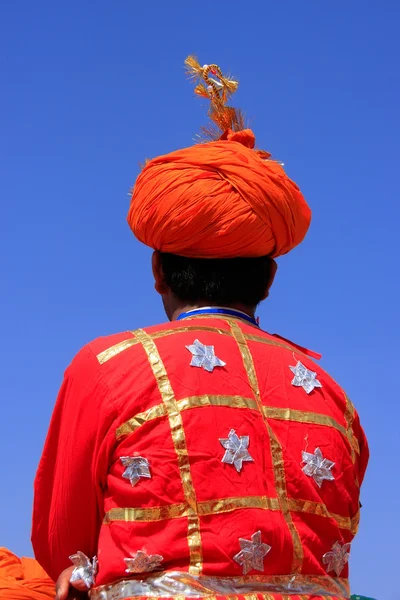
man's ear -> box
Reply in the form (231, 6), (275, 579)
(152, 251), (169, 295)
(262, 258), (278, 300)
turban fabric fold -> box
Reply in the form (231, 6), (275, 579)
(128, 129), (311, 258)
(0, 548), (55, 599)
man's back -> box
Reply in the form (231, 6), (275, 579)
(33, 315), (368, 599)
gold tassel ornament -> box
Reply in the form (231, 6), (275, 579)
(185, 55), (243, 141)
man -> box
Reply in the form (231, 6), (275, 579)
(32, 57), (369, 600)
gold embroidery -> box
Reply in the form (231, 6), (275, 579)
(116, 403), (167, 440)
(104, 503), (188, 523)
(134, 329), (202, 575)
(229, 319), (303, 573)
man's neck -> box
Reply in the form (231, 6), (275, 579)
(171, 302), (256, 322)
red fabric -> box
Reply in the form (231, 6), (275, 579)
(127, 132), (311, 258)
(0, 548), (55, 599)
(32, 318), (368, 600)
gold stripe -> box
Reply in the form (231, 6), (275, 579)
(178, 315), (310, 358)
(97, 325), (231, 364)
(96, 320), (312, 367)
(104, 503), (188, 523)
(244, 594), (260, 600)
(229, 321), (260, 400)
(179, 313), (255, 328)
(134, 329), (202, 575)
(116, 395), (353, 451)
(97, 334), (138, 364)
(264, 406), (347, 436)
(96, 320), (313, 367)
(116, 395), (258, 441)
(344, 393), (360, 462)
(197, 495), (280, 516)
(349, 509), (360, 536)
(177, 394), (258, 413)
(104, 495), (358, 541)
(229, 319), (304, 573)
(152, 324), (231, 338)
(264, 405), (360, 459)
(116, 403), (167, 440)
(287, 498), (359, 533)
(104, 495), (357, 532)
(245, 332), (308, 358)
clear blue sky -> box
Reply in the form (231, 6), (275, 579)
(1, 2), (398, 598)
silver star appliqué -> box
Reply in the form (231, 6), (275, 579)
(69, 551), (97, 589)
(120, 456), (151, 486)
(289, 361), (322, 394)
(219, 429), (254, 472)
(233, 531), (271, 574)
(302, 447), (335, 487)
(124, 550), (164, 573)
(186, 339), (226, 372)
(322, 541), (351, 576)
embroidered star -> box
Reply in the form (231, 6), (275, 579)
(219, 429), (254, 472)
(233, 531), (271, 574)
(302, 447), (335, 487)
(186, 339), (226, 372)
(69, 551), (97, 589)
(124, 550), (164, 573)
(289, 361), (322, 394)
(120, 456), (151, 486)
(322, 541), (351, 576)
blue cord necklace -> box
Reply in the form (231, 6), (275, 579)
(177, 306), (260, 328)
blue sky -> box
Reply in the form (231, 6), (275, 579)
(1, 2), (398, 598)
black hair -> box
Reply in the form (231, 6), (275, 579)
(159, 253), (272, 307)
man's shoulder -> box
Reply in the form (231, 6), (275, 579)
(79, 321), (178, 367)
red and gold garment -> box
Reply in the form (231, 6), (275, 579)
(32, 315), (368, 600)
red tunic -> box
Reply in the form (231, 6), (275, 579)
(32, 316), (368, 600)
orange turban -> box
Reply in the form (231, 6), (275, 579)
(0, 548), (55, 599)
(128, 128), (311, 259)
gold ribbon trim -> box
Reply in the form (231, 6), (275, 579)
(344, 393), (360, 465)
(134, 329), (202, 575)
(97, 334), (138, 364)
(96, 320), (311, 366)
(116, 395), (357, 462)
(116, 403), (167, 439)
(104, 494), (358, 534)
(228, 319), (304, 573)
(116, 394), (257, 441)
